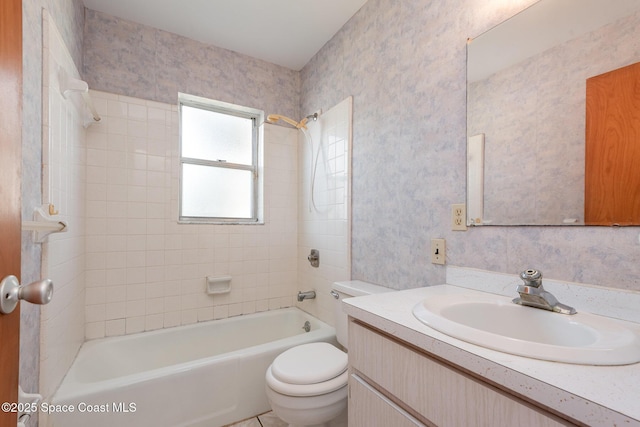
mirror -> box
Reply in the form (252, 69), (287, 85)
(467, 0), (640, 225)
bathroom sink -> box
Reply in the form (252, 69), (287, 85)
(412, 288), (640, 365)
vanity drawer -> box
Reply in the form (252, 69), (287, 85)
(348, 320), (573, 427)
(349, 374), (426, 427)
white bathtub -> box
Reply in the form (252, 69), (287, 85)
(49, 308), (337, 427)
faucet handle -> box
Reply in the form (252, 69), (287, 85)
(520, 269), (542, 287)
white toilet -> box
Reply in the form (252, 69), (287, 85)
(265, 280), (392, 427)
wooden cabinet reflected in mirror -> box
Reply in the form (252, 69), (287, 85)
(585, 61), (640, 225)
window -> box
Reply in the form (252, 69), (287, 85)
(179, 93), (262, 223)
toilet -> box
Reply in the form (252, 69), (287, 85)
(265, 280), (392, 427)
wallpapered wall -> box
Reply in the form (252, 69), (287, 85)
(300, 0), (640, 291)
(83, 9), (299, 122)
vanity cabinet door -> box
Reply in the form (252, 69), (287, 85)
(349, 374), (427, 427)
(349, 320), (575, 427)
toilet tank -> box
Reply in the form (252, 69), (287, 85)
(331, 280), (393, 349)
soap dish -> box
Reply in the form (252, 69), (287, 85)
(206, 276), (231, 295)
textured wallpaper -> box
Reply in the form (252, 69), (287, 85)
(83, 9), (300, 123)
(300, 0), (640, 291)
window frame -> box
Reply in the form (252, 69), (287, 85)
(178, 93), (263, 224)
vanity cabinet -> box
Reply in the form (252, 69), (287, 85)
(348, 319), (576, 427)
(349, 374), (425, 427)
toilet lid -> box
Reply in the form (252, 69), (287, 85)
(271, 342), (347, 385)
(266, 365), (348, 397)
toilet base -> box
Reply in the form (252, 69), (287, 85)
(285, 407), (346, 427)
(266, 384), (347, 427)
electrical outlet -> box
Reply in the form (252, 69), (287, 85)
(452, 203), (467, 231)
(431, 238), (446, 265)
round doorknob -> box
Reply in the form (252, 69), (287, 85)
(0, 275), (54, 314)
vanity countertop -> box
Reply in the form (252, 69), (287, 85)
(342, 285), (640, 426)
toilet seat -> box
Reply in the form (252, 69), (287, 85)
(266, 366), (348, 397)
(266, 342), (348, 397)
(272, 342), (348, 384)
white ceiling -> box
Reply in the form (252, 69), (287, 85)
(82, 0), (369, 71)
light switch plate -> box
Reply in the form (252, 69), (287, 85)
(431, 238), (445, 265)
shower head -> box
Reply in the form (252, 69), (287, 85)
(297, 112), (320, 129)
(266, 112), (319, 130)
(266, 114), (303, 128)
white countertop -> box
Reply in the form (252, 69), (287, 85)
(342, 285), (640, 426)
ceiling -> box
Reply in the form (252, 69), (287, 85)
(468, 0), (640, 82)
(82, 0), (369, 71)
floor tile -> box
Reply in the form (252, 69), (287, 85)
(227, 417), (262, 427)
(257, 411), (288, 427)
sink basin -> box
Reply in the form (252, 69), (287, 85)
(412, 287), (640, 365)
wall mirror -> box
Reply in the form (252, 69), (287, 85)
(466, 0), (640, 226)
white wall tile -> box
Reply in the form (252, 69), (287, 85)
(83, 92), (299, 338)
(85, 322), (105, 340)
(39, 11), (86, 401)
(296, 97), (353, 325)
(126, 316), (145, 334)
(105, 319), (126, 337)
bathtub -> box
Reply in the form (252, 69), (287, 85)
(49, 308), (337, 427)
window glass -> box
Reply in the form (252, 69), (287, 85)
(178, 94), (262, 223)
(181, 164), (253, 219)
(181, 105), (253, 164)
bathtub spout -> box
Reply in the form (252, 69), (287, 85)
(297, 290), (316, 302)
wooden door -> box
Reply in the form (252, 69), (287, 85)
(585, 61), (640, 225)
(0, 0), (23, 425)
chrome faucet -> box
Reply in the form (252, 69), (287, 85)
(307, 249), (319, 268)
(512, 269), (576, 315)
(297, 290), (316, 302)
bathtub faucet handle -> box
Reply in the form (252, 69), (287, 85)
(307, 249), (319, 267)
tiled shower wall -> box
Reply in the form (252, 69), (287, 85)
(84, 91), (299, 339)
(39, 11), (86, 402)
(296, 97), (353, 325)
(79, 8), (357, 334)
(21, 0), (84, 405)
